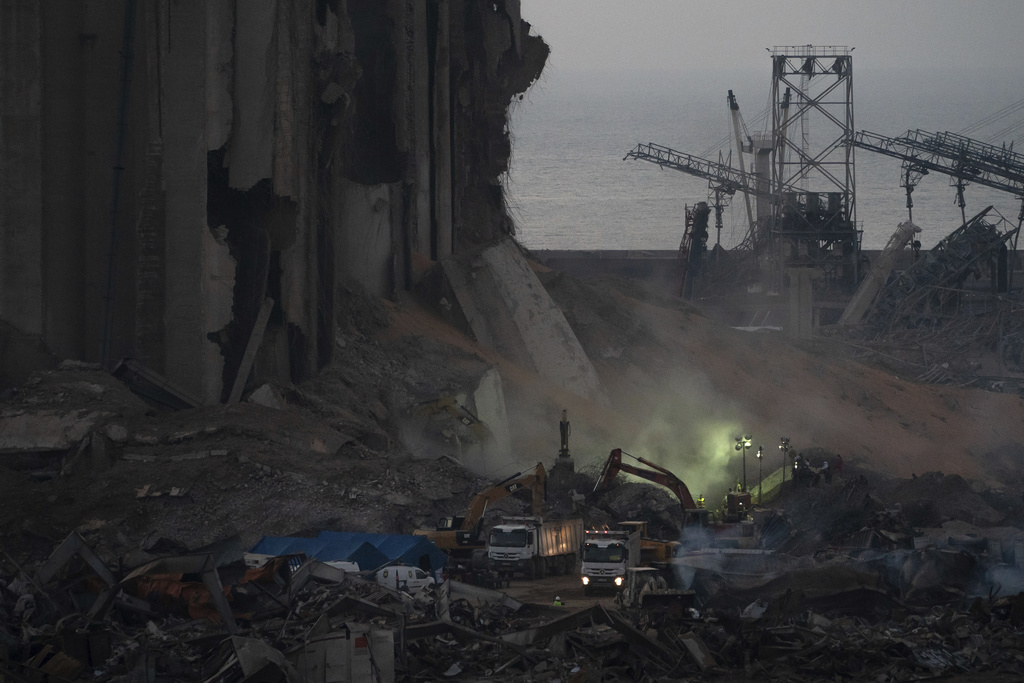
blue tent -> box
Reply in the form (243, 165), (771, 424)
(249, 532), (446, 572)
(318, 540), (389, 571)
(319, 531), (448, 572)
(249, 535), (314, 557)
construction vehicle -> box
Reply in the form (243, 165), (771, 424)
(723, 490), (754, 523)
(414, 463), (546, 558)
(617, 566), (696, 621)
(617, 520), (679, 564)
(487, 516), (584, 580)
(580, 527), (640, 596)
(593, 448), (710, 528)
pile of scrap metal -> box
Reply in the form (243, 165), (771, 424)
(0, 531), (718, 681)
(867, 206), (1017, 327)
(7, 518), (1024, 681)
(833, 207), (1024, 388)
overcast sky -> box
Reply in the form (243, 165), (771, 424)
(520, 0), (1024, 75)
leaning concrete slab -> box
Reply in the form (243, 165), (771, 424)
(335, 179), (395, 298)
(442, 239), (607, 404)
(473, 368), (512, 472)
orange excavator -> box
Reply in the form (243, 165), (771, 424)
(593, 448), (710, 528)
(415, 463), (546, 558)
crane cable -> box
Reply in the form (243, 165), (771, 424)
(955, 96), (1024, 147)
(957, 97), (1024, 136)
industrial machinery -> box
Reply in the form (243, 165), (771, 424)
(617, 566), (696, 621)
(580, 527), (640, 596)
(616, 520), (679, 565)
(414, 463), (546, 558)
(851, 128), (1023, 307)
(593, 448), (709, 528)
(853, 128), (1024, 227)
(487, 516), (584, 580)
(625, 46), (863, 295)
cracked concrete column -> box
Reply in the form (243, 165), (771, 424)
(162, 0), (222, 403)
(433, 0), (453, 259)
(0, 0), (43, 337)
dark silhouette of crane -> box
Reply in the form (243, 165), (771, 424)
(624, 142), (768, 251)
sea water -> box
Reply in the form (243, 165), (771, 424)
(507, 66), (1024, 251)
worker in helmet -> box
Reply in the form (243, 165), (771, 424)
(697, 494), (705, 508)
(553, 596), (564, 607)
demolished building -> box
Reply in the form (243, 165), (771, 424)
(0, 0), (551, 406)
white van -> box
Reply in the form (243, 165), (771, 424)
(375, 565), (436, 594)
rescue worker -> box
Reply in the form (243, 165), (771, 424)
(697, 494), (705, 508)
(553, 596), (564, 607)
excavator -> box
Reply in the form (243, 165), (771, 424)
(415, 462), (546, 559)
(593, 448), (710, 528)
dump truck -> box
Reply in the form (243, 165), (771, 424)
(487, 516), (583, 580)
(580, 527), (640, 595)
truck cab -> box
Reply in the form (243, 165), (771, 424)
(487, 523), (536, 575)
(580, 528), (639, 595)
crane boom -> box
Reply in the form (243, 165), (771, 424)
(460, 462), (546, 531)
(624, 142), (770, 199)
(853, 129), (1024, 198)
(728, 90), (756, 230)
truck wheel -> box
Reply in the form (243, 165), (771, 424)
(583, 585), (591, 597)
(537, 557), (547, 579)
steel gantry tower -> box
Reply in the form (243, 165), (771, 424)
(625, 46), (862, 296)
(769, 46), (860, 289)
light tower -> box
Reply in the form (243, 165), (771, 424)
(735, 435), (752, 491)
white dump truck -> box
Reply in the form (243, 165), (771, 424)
(487, 516), (584, 579)
(580, 528), (640, 595)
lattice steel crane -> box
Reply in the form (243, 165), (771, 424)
(852, 129), (1024, 226)
(623, 142), (770, 250)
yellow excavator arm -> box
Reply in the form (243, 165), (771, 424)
(461, 462), (546, 531)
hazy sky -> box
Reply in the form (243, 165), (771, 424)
(520, 0), (1024, 75)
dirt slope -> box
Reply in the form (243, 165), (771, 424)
(2, 267), (1023, 564)
(536, 270), (1024, 491)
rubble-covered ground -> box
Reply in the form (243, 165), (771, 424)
(3, 262), (1024, 680)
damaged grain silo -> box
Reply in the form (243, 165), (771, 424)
(0, 0), (549, 403)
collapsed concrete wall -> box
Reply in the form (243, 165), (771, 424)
(442, 239), (609, 404)
(0, 0), (547, 401)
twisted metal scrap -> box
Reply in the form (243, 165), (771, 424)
(867, 206), (1017, 328)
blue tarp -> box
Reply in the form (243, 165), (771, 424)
(320, 532), (449, 572)
(249, 532), (447, 572)
(248, 536), (389, 571)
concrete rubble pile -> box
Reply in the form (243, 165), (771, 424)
(0, 532), (710, 681)
(6, 492), (1024, 682)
